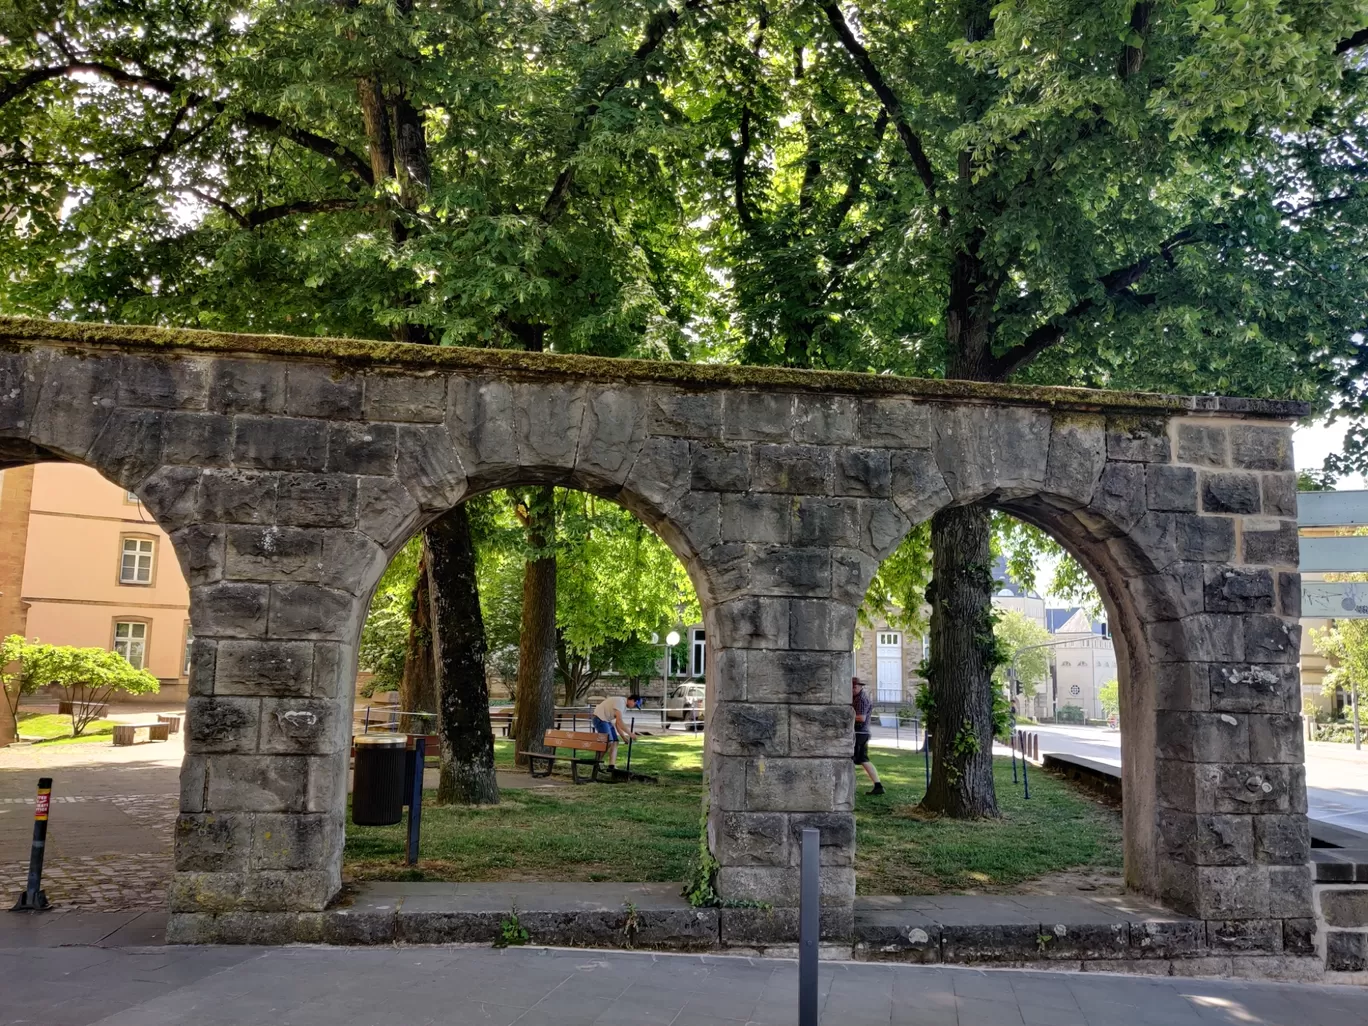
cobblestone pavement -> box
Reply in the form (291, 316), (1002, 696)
(3, 943), (1367, 1026)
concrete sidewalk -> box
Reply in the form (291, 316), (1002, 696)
(2, 941), (1365, 1026)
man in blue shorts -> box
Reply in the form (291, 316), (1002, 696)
(591, 693), (643, 771)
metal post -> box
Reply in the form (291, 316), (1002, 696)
(626, 716), (637, 778)
(799, 827), (819, 1026)
(1021, 742), (1031, 799)
(1355, 688), (1362, 751)
(11, 777), (53, 912)
(1010, 727), (1018, 784)
(923, 732), (930, 790)
(406, 738), (424, 865)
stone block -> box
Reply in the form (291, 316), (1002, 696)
(1242, 520), (1299, 568)
(1194, 815), (1255, 866)
(1277, 572), (1301, 618)
(834, 449), (892, 498)
(319, 531), (388, 597)
(788, 812), (855, 865)
(180, 754), (207, 812)
(1130, 563), (1204, 620)
(575, 387), (649, 491)
(161, 411), (233, 468)
(87, 408), (166, 489)
(1155, 710), (1248, 764)
(204, 754), (330, 814)
(1176, 514), (1235, 562)
(1130, 919), (1206, 959)
(719, 492), (792, 545)
(696, 542), (751, 602)
(326, 422), (396, 476)
(1209, 663), (1299, 714)
(1043, 412), (1106, 507)
(224, 526), (322, 582)
(1089, 462), (1148, 534)
(1148, 614), (1242, 664)
(713, 811), (789, 866)
(1248, 713), (1304, 764)
(1267, 864), (1312, 918)
(0, 351), (41, 434)
(792, 396), (857, 446)
(861, 499), (909, 559)
(356, 475), (422, 551)
(648, 390), (722, 438)
(742, 757), (851, 813)
(888, 448), (952, 524)
(117, 354), (210, 410)
(276, 473), (357, 528)
(363, 372), (446, 422)
(232, 416), (327, 471)
(446, 376), (518, 481)
(1207, 764), (1304, 815)
(1039, 922), (1131, 961)
(1204, 566), (1274, 614)
(1231, 426), (1294, 471)
(934, 406), (1051, 501)
(210, 359), (287, 414)
(722, 391), (793, 441)
(140, 465), (203, 532)
(28, 350), (117, 459)
(191, 582), (270, 637)
(725, 906), (853, 945)
(267, 583), (355, 641)
(198, 469), (278, 525)
(1107, 415), (1172, 462)
(186, 639), (217, 698)
(1253, 814), (1310, 865)
(185, 696), (260, 753)
(1282, 918), (1316, 956)
(396, 424), (466, 512)
(310, 642), (350, 699)
(251, 813), (342, 872)
(831, 548), (879, 606)
(285, 364), (362, 419)
(789, 704), (854, 758)
(750, 546), (830, 597)
(789, 599), (856, 651)
(1243, 615), (1299, 664)
(716, 864), (852, 904)
(624, 436), (692, 516)
(1206, 919), (1282, 953)
(168, 869), (338, 914)
(1261, 472), (1298, 517)
(170, 524), (226, 586)
(690, 443), (751, 492)
(858, 398), (933, 448)
(1320, 888), (1368, 928)
(1157, 758), (1199, 811)
(513, 382), (584, 472)
(712, 702), (787, 756)
(1193, 865), (1271, 919)
(752, 444), (832, 494)
(214, 639), (315, 696)
(941, 924), (1044, 963)
(712, 596), (789, 649)
(1176, 423), (1227, 467)
(1146, 465), (1198, 512)
(793, 497), (859, 548)
(1200, 472), (1261, 515)
(174, 812), (251, 872)
(736, 650), (837, 703)
(1154, 661), (1211, 712)
(1326, 930), (1368, 971)
(260, 697), (347, 755)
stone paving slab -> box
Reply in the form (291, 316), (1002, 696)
(2, 943), (1366, 1026)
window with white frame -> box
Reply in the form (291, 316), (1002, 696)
(183, 625), (193, 676)
(690, 629), (706, 677)
(114, 621), (147, 669)
(120, 537), (154, 585)
(125, 489), (141, 504)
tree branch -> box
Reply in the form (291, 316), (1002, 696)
(986, 228), (1199, 379)
(1, 62), (375, 185)
(820, 2), (942, 216)
(181, 187), (249, 228)
(1337, 28), (1368, 54)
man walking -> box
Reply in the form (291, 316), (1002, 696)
(852, 677), (885, 795)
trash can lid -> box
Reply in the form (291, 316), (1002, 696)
(354, 734), (407, 747)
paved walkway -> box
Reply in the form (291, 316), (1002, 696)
(2, 941), (1364, 1026)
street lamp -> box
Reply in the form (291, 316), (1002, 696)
(664, 630), (681, 728)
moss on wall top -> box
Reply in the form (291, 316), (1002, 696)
(0, 316), (1309, 420)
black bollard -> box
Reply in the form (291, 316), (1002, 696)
(1010, 730), (1019, 784)
(406, 737), (425, 866)
(799, 827), (819, 1026)
(11, 777), (53, 912)
(923, 733), (930, 790)
(1022, 743), (1031, 799)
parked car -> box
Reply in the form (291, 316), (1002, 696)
(664, 682), (707, 722)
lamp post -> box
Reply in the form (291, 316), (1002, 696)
(664, 630), (680, 730)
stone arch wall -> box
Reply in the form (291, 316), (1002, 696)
(0, 318), (1310, 951)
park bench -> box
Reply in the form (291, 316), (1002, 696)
(489, 710), (514, 736)
(58, 700), (107, 719)
(112, 721), (170, 746)
(519, 729), (609, 784)
(157, 713), (182, 735)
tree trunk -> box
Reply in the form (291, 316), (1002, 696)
(424, 506), (499, 805)
(398, 555), (438, 719)
(513, 486), (558, 766)
(920, 504), (1000, 818)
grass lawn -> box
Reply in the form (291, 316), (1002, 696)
(15, 712), (117, 744)
(344, 736), (1122, 895)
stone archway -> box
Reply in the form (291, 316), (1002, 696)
(0, 317), (1309, 951)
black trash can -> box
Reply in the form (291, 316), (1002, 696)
(352, 734), (407, 826)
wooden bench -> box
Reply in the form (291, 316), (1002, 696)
(112, 721), (170, 746)
(59, 700), (108, 719)
(489, 711), (514, 737)
(157, 713), (183, 735)
(518, 729), (609, 784)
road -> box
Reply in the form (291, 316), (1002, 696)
(1021, 724), (1368, 838)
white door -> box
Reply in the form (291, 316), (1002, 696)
(876, 632), (901, 703)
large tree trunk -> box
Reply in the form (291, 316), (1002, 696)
(920, 504), (1000, 818)
(398, 555), (438, 719)
(424, 506), (499, 805)
(513, 486), (558, 766)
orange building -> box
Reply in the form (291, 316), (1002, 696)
(0, 463), (190, 745)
